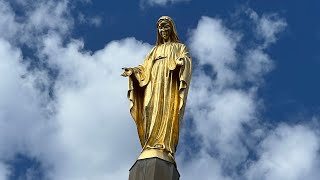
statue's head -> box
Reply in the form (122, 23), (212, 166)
(156, 16), (180, 46)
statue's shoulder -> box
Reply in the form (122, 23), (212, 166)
(147, 46), (157, 55)
(170, 42), (187, 49)
(174, 43), (189, 52)
(174, 42), (185, 46)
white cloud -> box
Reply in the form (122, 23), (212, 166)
(246, 124), (320, 180)
(0, 36), (57, 179)
(40, 35), (152, 179)
(0, 163), (8, 180)
(179, 12), (289, 179)
(0, 22), (151, 180)
(189, 16), (240, 88)
(0, 1), (20, 41)
(0, 37), (48, 158)
(26, 0), (71, 33)
(248, 9), (287, 47)
(242, 49), (274, 83)
(0, 1), (151, 179)
(0, 0), (73, 47)
(183, 16), (258, 177)
(179, 151), (232, 180)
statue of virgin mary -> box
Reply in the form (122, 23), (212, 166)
(121, 16), (192, 164)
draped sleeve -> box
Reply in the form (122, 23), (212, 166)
(172, 44), (192, 126)
(127, 48), (155, 146)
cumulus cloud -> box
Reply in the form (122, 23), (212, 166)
(0, 0), (72, 47)
(179, 16), (259, 179)
(0, 1), (19, 41)
(40, 35), (152, 180)
(179, 151), (232, 180)
(0, 36), (55, 180)
(189, 17), (239, 88)
(26, 0), (71, 34)
(246, 124), (320, 180)
(177, 13), (312, 180)
(0, 0), (151, 179)
(0, 36), (53, 159)
(1, 0), (319, 180)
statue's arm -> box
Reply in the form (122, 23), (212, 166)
(134, 49), (155, 87)
(176, 44), (191, 67)
(122, 47), (154, 86)
(121, 65), (148, 86)
(132, 65), (146, 83)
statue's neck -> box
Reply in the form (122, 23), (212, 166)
(163, 38), (171, 43)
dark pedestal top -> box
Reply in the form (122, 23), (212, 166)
(129, 158), (180, 180)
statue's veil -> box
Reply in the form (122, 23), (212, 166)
(156, 16), (181, 46)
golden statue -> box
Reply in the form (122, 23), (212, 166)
(121, 16), (192, 164)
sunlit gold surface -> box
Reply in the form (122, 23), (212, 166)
(122, 16), (192, 164)
(137, 149), (175, 163)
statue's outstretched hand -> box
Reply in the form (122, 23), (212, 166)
(121, 67), (133, 77)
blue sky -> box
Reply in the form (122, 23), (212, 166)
(0, 0), (320, 180)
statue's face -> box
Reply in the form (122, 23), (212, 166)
(158, 21), (172, 42)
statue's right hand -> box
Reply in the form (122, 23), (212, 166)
(121, 67), (133, 77)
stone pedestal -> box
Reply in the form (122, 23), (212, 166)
(129, 158), (180, 180)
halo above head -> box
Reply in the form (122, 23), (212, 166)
(156, 16), (180, 46)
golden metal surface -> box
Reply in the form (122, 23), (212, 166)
(137, 148), (175, 163)
(122, 16), (192, 164)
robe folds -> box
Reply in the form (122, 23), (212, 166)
(128, 42), (192, 162)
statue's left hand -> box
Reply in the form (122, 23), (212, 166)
(121, 67), (133, 77)
(176, 58), (184, 66)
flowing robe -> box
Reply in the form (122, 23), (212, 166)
(128, 42), (192, 163)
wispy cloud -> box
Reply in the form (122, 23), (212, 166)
(78, 13), (102, 27)
(140, 0), (191, 7)
(247, 8), (287, 48)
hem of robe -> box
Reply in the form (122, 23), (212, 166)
(137, 148), (176, 164)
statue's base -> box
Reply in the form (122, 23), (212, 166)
(129, 158), (180, 180)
